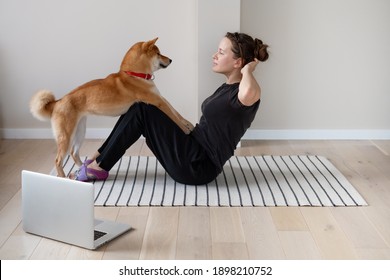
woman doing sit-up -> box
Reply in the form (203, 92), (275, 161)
(73, 32), (269, 185)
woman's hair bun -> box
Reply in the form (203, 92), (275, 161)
(254, 38), (269, 62)
(225, 32), (269, 65)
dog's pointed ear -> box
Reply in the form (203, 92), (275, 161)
(150, 37), (158, 45)
(143, 38), (159, 50)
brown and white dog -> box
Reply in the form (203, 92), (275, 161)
(30, 38), (193, 177)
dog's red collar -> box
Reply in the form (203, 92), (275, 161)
(124, 71), (154, 80)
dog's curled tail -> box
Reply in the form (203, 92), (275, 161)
(30, 90), (56, 121)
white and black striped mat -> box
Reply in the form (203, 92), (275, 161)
(61, 155), (367, 207)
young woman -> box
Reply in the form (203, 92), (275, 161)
(73, 32), (269, 185)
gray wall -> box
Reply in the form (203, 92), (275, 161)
(242, 0), (390, 139)
(1, 0), (389, 139)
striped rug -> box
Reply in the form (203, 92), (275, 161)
(61, 155), (367, 207)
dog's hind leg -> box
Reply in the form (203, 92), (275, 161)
(53, 128), (71, 177)
(70, 116), (86, 167)
(52, 114), (78, 177)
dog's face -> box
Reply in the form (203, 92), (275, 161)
(145, 38), (172, 71)
(121, 38), (172, 73)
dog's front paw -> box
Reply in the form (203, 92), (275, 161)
(181, 119), (194, 134)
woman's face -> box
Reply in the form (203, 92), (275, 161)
(212, 37), (241, 74)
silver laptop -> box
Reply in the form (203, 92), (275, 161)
(21, 170), (131, 250)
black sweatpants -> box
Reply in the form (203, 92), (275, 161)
(96, 103), (219, 185)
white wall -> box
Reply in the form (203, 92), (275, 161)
(197, 0), (240, 115)
(242, 0), (390, 138)
(0, 0), (199, 138)
(1, 0), (389, 139)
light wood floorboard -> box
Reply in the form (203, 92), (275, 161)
(0, 139), (389, 259)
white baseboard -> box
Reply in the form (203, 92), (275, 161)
(0, 128), (112, 139)
(1, 128), (390, 140)
(243, 129), (390, 140)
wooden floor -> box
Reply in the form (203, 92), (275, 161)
(0, 139), (390, 260)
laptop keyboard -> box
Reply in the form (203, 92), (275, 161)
(94, 230), (107, 240)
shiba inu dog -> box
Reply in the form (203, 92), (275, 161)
(30, 38), (193, 177)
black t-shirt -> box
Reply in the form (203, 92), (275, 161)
(192, 83), (260, 172)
